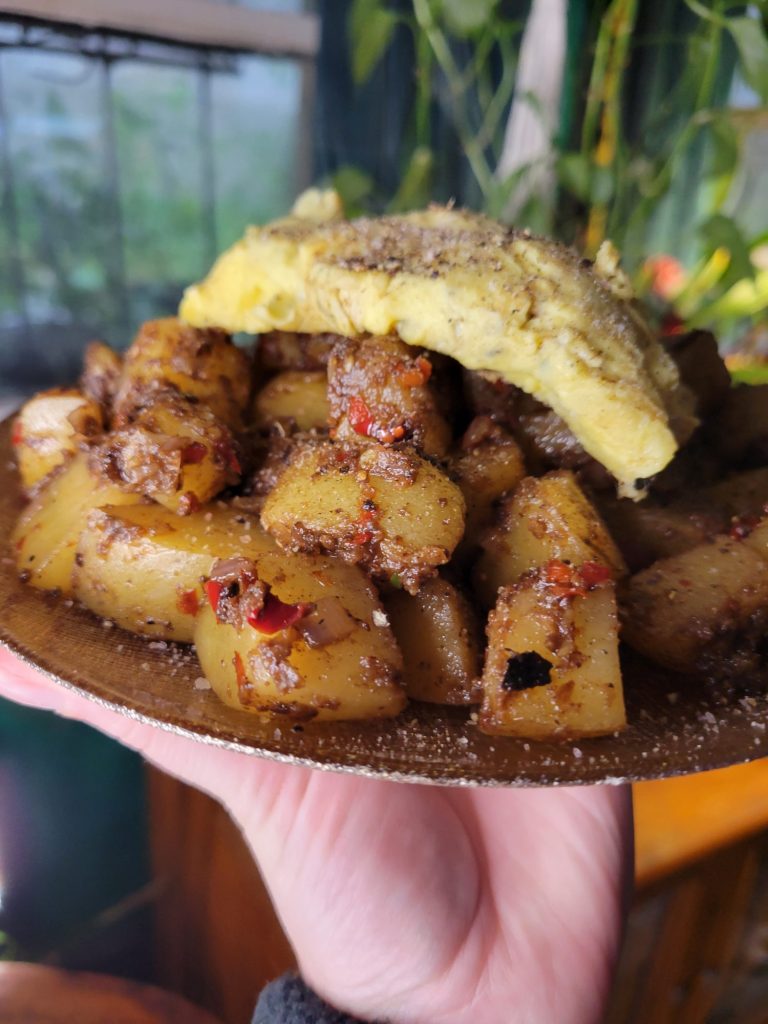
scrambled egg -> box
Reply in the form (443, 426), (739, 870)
(180, 193), (692, 494)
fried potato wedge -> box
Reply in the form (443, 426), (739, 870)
(13, 389), (103, 492)
(194, 549), (405, 721)
(383, 577), (482, 704)
(261, 439), (466, 593)
(475, 470), (626, 606)
(73, 503), (274, 641)
(12, 453), (143, 595)
(621, 533), (768, 680)
(181, 203), (690, 491)
(480, 571), (625, 738)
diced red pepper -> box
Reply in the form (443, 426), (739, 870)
(416, 356), (432, 381)
(214, 440), (242, 476)
(348, 396), (374, 437)
(545, 559), (585, 599)
(729, 515), (760, 541)
(181, 442), (207, 465)
(177, 588), (200, 616)
(661, 312), (685, 336)
(579, 562), (612, 588)
(247, 592), (310, 634)
(398, 356), (432, 388)
(352, 528), (374, 545)
(204, 579), (225, 615)
(11, 419), (23, 446)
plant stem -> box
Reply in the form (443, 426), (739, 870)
(585, 0), (639, 254)
(412, 0), (497, 203)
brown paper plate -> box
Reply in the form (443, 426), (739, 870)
(1, 417), (766, 786)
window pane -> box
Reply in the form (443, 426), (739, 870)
(0, 50), (123, 388)
(113, 61), (207, 330)
(0, 42), (307, 397)
(212, 55), (303, 248)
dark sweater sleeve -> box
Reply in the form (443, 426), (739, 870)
(252, 974), (372, 1024)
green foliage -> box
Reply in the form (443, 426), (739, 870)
(331, 164), (376, 216)
(348, 0), (399, 84)
(344, 0), (767, 339)
(441, 0), (500, 36)
(727, 15), (768, 101)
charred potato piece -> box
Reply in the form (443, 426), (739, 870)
(708, 384), (768, 468)
(450, 416), (526, 549)
(252, 370), (330, 432)
(475, 470), (626, 606)
(73, 503), (274, 641)
(13, 388), (103, 492)
(114, 317), (252, 429)
(194, 549), (406, 721)
(80, 340), (123, 409)
(258, 330), (335, 371)
(699, 467), (768, 522)
(328, 336), (451, 458)
(383, 577), (482, 704)
(12, 452), (143, 595)
(666, 330), (731, 418)
(595, 494), (722, 572)
(480, 570), (625, 738)
(261, 440), (466, 594)
(98, 393), (240, 515)
(597, 467), (768, 572)
(621, 534), (768, 680)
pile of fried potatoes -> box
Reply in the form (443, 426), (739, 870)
(11, 234), (768, 739)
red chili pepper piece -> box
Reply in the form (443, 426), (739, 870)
(247, 593), (309, 634)
(579, 562), (612, 588)
(177, 588), (200, 616)
(11, 419), (23, 446)
(348, 396), (374, 437)
(181, 442), (207, 465)
(729, 515), (760, 540)
(398, 356), (433, 388)
(204, 579), (225, 615)
(545, 559), (585, 599)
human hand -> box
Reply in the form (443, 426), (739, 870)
(0, 649), (631, 1024)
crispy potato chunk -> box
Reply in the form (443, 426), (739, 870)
(13, 388), (103, 492)
(666, 330), (731, 418)
(114, 317), (252, 429)
(383, 577), (482, 704)
(80, 340), (123, 409)
(327, 335), (451, 457)
(708, 384), (768, 467)
(597, 467), (768, 572)
(12, 453), (143, 595)
(450, 416), (526, 549)
(73, 503), (274, 641)
(480, 570), (625, 738)
(194, 549), (406, 721)
(475, 470), (626, 606)
(621, 534), (768, 680)
(96, 393), (240, 515)
(261, 439), (465, 593)
(595, 495), (722, 572)
(258, 330), (336, 371)
(252, 370), (329, 432)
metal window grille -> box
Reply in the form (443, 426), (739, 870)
(0, 5), (318, 397)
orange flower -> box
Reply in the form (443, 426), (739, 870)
(645, 254), (686, 301)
